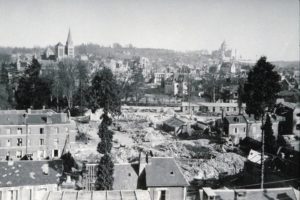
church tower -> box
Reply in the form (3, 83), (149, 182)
(65, 29), (74, 58)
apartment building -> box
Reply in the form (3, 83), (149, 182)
(0, 109), (76, 160)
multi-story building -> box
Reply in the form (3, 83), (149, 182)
(0, 109), (76, 161)
(181, 102), (246, 115)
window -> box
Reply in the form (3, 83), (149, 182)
(159, 190), (167, 200)
(27, 139), (31, 146)
(53, 149), (59, 157)
(28, 128), (31, 134)
(40, 139), (44, 146)
(9, 190), (18, 200)
(296, 124), (300, 130)
(234, 107), (237, 111)
(17, 138), (22, 146)
(212, 107), (215, 112)
(53, 138), (58, 146)
(6, 128), (11, 135)
(227, 107), (229, 111)
(40, 128), (44, 134)
(17, 128), (22, 134)
(7, 140), (11, 147)
(235, 128), (238, 133)
(244, 127), (246, 132)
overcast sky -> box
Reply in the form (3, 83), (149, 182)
(0, 0), (298, 61)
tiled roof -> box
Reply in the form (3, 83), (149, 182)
(204, 187), (298, 200)
(0, 114), (26, 125)
(26, 114), (67, 124)
(0, 160), (63, 187)
(37, 190), (151, 200)
(224, 115), (247, 124)
(0, 110), (69, 125)
(145, 157), (189, 187)
(113, 164), (139, 190)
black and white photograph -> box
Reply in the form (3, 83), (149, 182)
(0, 0), (299, 199)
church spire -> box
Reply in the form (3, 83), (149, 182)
(66, 28), (73, 46)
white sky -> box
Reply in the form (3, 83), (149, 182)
(0, 0), (299, 61)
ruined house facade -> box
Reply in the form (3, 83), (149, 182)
(223, 115), (280, 145)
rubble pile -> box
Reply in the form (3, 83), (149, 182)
(179, 152), (246, 182)
(72, 107), (247, 183)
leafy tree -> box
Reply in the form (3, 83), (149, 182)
(73, 61), (90, 114)
(88, 67), (121, 115)
(57, 59), (78, 109)
(97, 121), (113, 154)
(94, 154), (114, 190)
(243, 56), (281, 188)
(264, 114), (276, 153)
(61, 152), (77, 173)
(15, 58), (51, 109)
(220, 88), (230, 102)
(88, 67), (121, 190)
(0, 64), (9, 84)
(244, 57), (281, 118)
(0, 84), (10, 109)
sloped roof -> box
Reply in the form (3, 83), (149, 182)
(247, 149), (269, 165)
(145, 157), (189, 187)
(163, 117), (186, 128)
(278, 101), (298, 110)
(56, 42), (64, 47)
(0, 114), (26, 125)
(26, 114), (68, 124)
(0, 112), (69, 125)
(39, 190), (151, 200)
(113, 164), (139, 190)
(224, 115), (246, 124)
(198, 102), (245, 108)
(205, 187), (298, 200)
(0, 160), (63, 187)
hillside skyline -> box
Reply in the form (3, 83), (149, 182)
(0, 0), (298, 61)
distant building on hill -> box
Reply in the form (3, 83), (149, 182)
(48, 29), (75, 61)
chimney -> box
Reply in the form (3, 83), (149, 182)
(42, 163), (49, 175)
(27, 108), (31, 114)
(46, 116), (52, 124)
(138, 152), (147, 176)
(42, 105), (45, 110)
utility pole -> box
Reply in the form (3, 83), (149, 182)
(188, 73), (191, 116)
(24, 114), (28, 156)
(261, 112), (265, 189)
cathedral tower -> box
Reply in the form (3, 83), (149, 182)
(65, 29), (74, 58)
